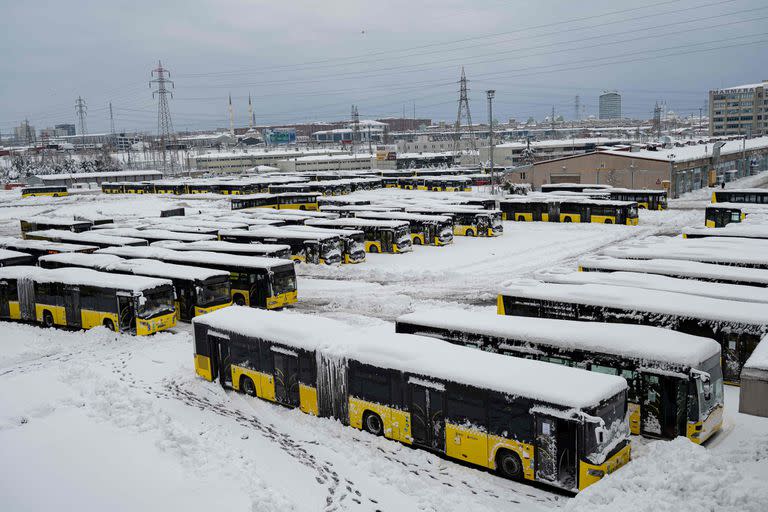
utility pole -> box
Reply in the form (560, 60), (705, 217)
(368, 124), (372, 154)
(351, 105), (359, 155)
(149, 60), (176, 174)
(699, 107), (703, 138)
(486, 90), (496, 194)
(551, 105), (556, 136)
(653, 102), (662, 140)
(574, 95), (580, 122)
(453, 67), (478, 163)
(75, 96), (88, 148)
(248, 93), (254, 130)
(228, 93), (235, 138)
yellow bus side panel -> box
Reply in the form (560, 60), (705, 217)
(231, 288), (251, 307)
(299, 384), (318, 416)
(348, 396), (412, 444)
(194, 301), (232, 317)
(628, 402), (640, 435)
(365, 241), (382, 253)
(591, 215), (616, 224)
(195, 355), (213, 381)
(411, 233), (426, 245)
(627, 218), (639, 226)
(497, 295), (505, 315)
(578, 443), (631, 491)
(514, 213), (533, 222)
(35, 304), (66, 326)
(560, 214), (581, 223)
(8, 301), (21, 320)
(231, 365), (265, 397)
(705, 220), (716, 228)
(542, 213), (550, 222)
(445, 423), (489, 468)
(260, 373), (276, 402)
(266, 290), (298, 310)
(487, 434), (536, 481)
(80, 309), (119, 330)
(711, 192), (717, 203)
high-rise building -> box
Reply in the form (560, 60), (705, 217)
(599, 91), (622, 120)
(709, 80), (768, 137)
(55, 123), (77, 136)
(14, 120), (35, 144)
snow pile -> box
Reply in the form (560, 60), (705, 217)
(567, 437), (768, 512)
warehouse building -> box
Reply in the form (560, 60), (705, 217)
(29, 170), (163, 188)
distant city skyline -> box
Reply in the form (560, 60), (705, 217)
(2, 0), (767, 135)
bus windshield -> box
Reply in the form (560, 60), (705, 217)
(584, 391), (628, 465)
(438, 224), (454, 243)
(198, 278), (231, 306)
(394, 226), (412, 248)
(272, 269), (297, 296)
(628, 205), (639, 218)
(320, 240), (343, 264)
(137, 286), (175, 319)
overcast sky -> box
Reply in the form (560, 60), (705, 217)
(2, 0), (767, 134)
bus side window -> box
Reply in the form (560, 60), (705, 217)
(488, 392), (532, 440)
(259, 340), (274, 374)
(621, 369), (640, 403)
(591, 364), (618, 375)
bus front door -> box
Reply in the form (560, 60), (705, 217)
(476, 215), (490, 235)
(381, 230), (394, 252)
(64, 286), (81, 328)
(0, 280), (9, 317)
(117, 294), (135, 333)
(641, 373), (681, 438)
(535, 416), (577, 489)
(304, 241), (320, 264)
(272, 349), (300, 407)
(409, 383), (445, 452)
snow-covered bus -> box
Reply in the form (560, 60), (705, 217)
(282, 225), (366, 264)
(497, 280), (768, 384)
(192, 307), (631, 493)
(578, 255), (768, 288)
(0, 237), (98, 260)
(0, 266), (176, 335)
(0, 249), (35, 267)
(711, 188), (768, 204)
(305, 218), (413, 253)
(20, 185), (68, 198)
(93, 227), (217, 244)
(24, 229), (148, 248)
(683, 224), (768, 241)
(396, 309), (723, 443)
(356, 211), (454, 246)
(220, 228), (343, 265)
(20, 217), (92, 234)
(39, 253), (232, 322)
(97, 246), (297, 309)
(499, 198), (639, 225)
(406, 206), (503, 237)
(151, 240), (292, 260)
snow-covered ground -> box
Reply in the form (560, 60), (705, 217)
(1, 182), (767, 511)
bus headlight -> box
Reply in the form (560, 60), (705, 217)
(587, 468), (605, 478)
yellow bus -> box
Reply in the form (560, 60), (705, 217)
(305, 218), (413, 253)
(192, 307), (630, 493)
(0, 266), (176, 335)
(396, 309), (723, 444)
(20, 185), (68, 198)
(406, 207), (503, 237)
(39, 252), (232, 322)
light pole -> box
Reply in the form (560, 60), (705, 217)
(486, 90), (496, 194)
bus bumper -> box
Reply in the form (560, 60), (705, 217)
(687, 404), (724, 444)
(578, 443), (631, 491)
(194, 301), (232, 317)
(136, 311), (177, 335)
(266, 290), (298, 309)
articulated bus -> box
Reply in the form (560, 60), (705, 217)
(319, 204), (402, 218)
(220, 228), (343, 265)
(230, 193), (321, 212)
(712, 188), (768, 204)
(268, 183), (314, 195)
(153, 181), (189, 195)
(317, 197), (371, 207)
(305, 218), (413, 253)
(601, 237), (768, 270)
(606, 189), (667, 210)
(192, 307), (630, 493)
(122, 182), (156, 194)
(499, 199), (638, 225)
(283, 225), (366, 264)
(396, 309), (723, 444)
(497, 280), (768, 384)
(0, 249), (35, 267)
(149, 217), (250, 231)
(152, 240), (292, 260)
(0, 266), (176, 335)
(97, 246), (297, 309)
(420, 176), (472, 192)
(356, 211), (453, 246)
(446, 198), (497, 210)
(20, 217), (92, 234)
(21, 185), (68, 198)
(94, 227), (217, 244)
(406, 207), (503, 237)
(0, 237), (97, 260)
(230, 194), (279, 211)
(242, 208), (339, 225)
(39, 253), (231, 322)
(579, 255), (768, 288)
(101, 183), (125, 194)
(683, 224), (768, 241)
(24, 229), (148, 248)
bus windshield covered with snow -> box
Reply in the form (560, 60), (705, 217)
(356, 211), (454, 246)
(305, 218), (413, 253)
(192, 307), (630, 493)
(405, 207), (503, 237)
(396, 309), (723, 444)
(0, 266), (176, 335)
(220, 228), (343, 265)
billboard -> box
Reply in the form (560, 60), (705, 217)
(264, 127), (296, 145)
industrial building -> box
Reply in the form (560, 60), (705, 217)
(503, 136), (768, 198)
(709, 80), (768, 137)
(599, 91), (622, 120)
(193, 149), (344, 173)
(479, 138), (629, 166)
(276, 153), (381, 172)
(29, 170), (163, 188)
(311, 120), (386, 144)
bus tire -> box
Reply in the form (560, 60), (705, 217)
(496, 450), (523, 480)
(299, 205), (306, 211)
(103, 319), (115, 332)
(604, 219), (613, 224)
(413, 237), (422, 245)
(52, 194), (59, 198)
(363, 411), (384, 436)
(516, 215), (525, 222)
(233, 294), (246, 306)
(240, 376), (257, 396)
(563, 217), (572, 223)
(466, 229), (475, 237)
(42, 311), (54, 328)
(369, 245), (378, 253)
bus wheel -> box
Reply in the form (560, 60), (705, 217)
(413, 237), (422, 245)
(563, 217), (572, 223)
(103, 319), (115, 332)
(363, 411), (384, 436)
(369, 245), (378, 253)
(52, 194), (59, 198)
(516, 215), (525, 222)
(233, 294), (246, 306)
(466, 229), (475, 237)
(299, 205), (306, 211)
(604, 219), (613, 224)
(496, 450), (523, 480)
(42, 311), (54, 328)
(240, 376), (257, 396)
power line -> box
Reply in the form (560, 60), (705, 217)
(75, 96), (87, 146)
(454, 67), (478, 163)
